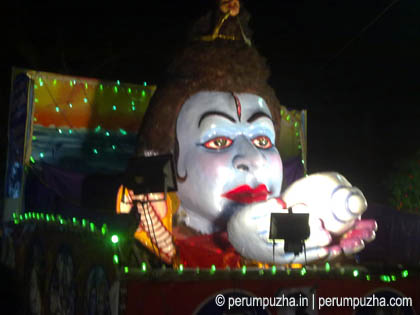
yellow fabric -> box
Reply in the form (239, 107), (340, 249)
(116, 186), (178, 263)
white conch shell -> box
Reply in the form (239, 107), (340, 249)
(282, 172), (367, 235)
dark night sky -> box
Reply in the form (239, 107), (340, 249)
(1, 0), (420, 204)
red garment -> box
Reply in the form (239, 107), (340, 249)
(174, 198), (287, 268)
(174, 231), (241, 268)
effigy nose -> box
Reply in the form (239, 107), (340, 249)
(232, 136), (265, 172)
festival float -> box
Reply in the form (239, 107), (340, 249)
(2, 1), (419, 314)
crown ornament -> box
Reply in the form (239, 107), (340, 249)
(199, 0), (252, 46)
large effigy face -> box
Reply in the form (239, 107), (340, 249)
(176, 91), (283, 234)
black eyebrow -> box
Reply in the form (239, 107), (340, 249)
(247, 111), (273, 123)
(198, 111), (237, 127)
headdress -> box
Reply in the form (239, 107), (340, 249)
(137, 0), (282, 157)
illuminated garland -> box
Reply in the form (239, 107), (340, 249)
(30, 72), (153, 164)
(280, 107), (307, 175)
(12, 212), (417, 283)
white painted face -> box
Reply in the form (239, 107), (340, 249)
(176, 91), (283, 234)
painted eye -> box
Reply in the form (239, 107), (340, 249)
(252, 136), (272, 149)
(203, 137), (233, 150)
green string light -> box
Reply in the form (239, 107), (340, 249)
(141, 262), (147, 272)
(112, 145), (116, 150)
(353, 270), (359, 278)
(101, 224), (108, 235)
(119, 128), (127, 135)
(271, 265), (277, 275)
(128, 88), (132, 94)
(114, 86), (118, 93)
(286, 115), (290, 121)
(366, 275), (371, 281)
(68, 129), (72, 134)
(93, 148), (98, 155)
(99, 84), (103, 91)
(111, 234), (119, 244)
(53, 79), (57, 85)
(34, 84), (38, 89)
(401, 270), (408, 278)
(105, 131), (110, 137)
(112, 105), (117, 111)
(113, 254), (119, 265)
(391, 275), (396, 281)
(83, 98), (88, 103)
(325, 262), (331, 272)
(90, 222), (95, 232)
(210, 264), (216, 274)
(124, 266), (129, 273)
(58, 129), (62, 134)
(241, 265), (247, 275)
(196, 267), (200, 274)
(141, 90), (146, 97)
(143, 82), (147, 86)
(300, 267), (307, 276)
(95, 125), (101, 133)
(72, 217), (77, 225)
(69, 103), (73, 108)
(178, 264), (184, 274)
(85, 82), (88, 89)
(46, 214), (50, 222)
(82, 219), (87, 227)
(117, 80), (120, 85)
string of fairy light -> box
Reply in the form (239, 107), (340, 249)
(30, 72), (151, 163)
(280, 107), (307, 175)
(12, 211), (416, 283)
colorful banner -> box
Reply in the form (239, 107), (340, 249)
(26, 70), (155, 173)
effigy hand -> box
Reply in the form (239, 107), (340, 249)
(228, 172), (378, 264)
(281, 172), (377, 261)
(227, 198), (332, 264)
(326, 219), (377, 259)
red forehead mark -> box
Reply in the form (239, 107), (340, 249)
(231, 92), (242, 121)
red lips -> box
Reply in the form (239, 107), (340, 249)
(222, 184), (270, 204)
